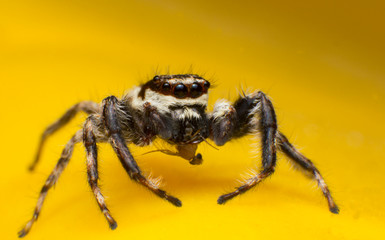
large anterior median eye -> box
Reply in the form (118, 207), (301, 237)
(174, 83), (188, 98)
(190, 82), (202, 98)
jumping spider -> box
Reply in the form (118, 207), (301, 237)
(19, 74), (339, 237)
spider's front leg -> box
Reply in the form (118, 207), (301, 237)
(212, 91), (277, 204)
(211, 91), (339, 213)
(102, 96), (182, 207)
(83, 116), (117, 229)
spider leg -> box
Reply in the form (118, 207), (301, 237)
(277, 132), (339, 213)
(217, 91), (278, 204)
(103, 96), (182, 207)
(18, 131), (82, 238)
(83, 117), (117, 229)
(30, 101), (99, 171)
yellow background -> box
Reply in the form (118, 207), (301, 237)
(1, 0), (385, 239)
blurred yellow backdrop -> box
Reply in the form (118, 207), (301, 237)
(1, 0), (384, 239)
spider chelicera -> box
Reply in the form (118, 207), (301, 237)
(19, 74), (339, 237)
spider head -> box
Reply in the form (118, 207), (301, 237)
(136, 75), (211, 144)
(138, 74), (210, 100)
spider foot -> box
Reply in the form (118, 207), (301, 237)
(28, 155), (40, 171)
(105, 214), (118, 230)
(109, 221), (118, 230)
(18, 221), (32, 238)
(18, 229), (27, 238)
(155, 188), (182, 206)
(28, 165), (35, 172)
(329, 204), (340, 214)
(217, 192), (238, 205)
(135, 174), (182, 207)
(17, 218), (37, 238)
(165, 195), (182, 207)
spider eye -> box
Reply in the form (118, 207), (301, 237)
(174, 83), (188, 98)
(162, 82), (171, 92)
(190, 82), (202, 98)
(203, 81), (210, 89)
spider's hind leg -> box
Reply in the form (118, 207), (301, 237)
(277, 132), (339, 213)
(30, 101), (99, 171)
(18, 130), (82, 238)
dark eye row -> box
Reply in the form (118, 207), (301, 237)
(161, 81), (210, 98)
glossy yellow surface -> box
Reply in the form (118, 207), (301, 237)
(1, 1), (385, 239)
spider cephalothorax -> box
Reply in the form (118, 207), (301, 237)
(19, 74), (339, 238)
(131, 74), (211, 146)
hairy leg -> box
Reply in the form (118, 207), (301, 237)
(19, 131), (82, 238)
(83, 117), (117, 229)
(30, 101), (99, 171)
(103, 96), (181, 207)
(277, 132), (339, 213)
(217, 91), (278, 204)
